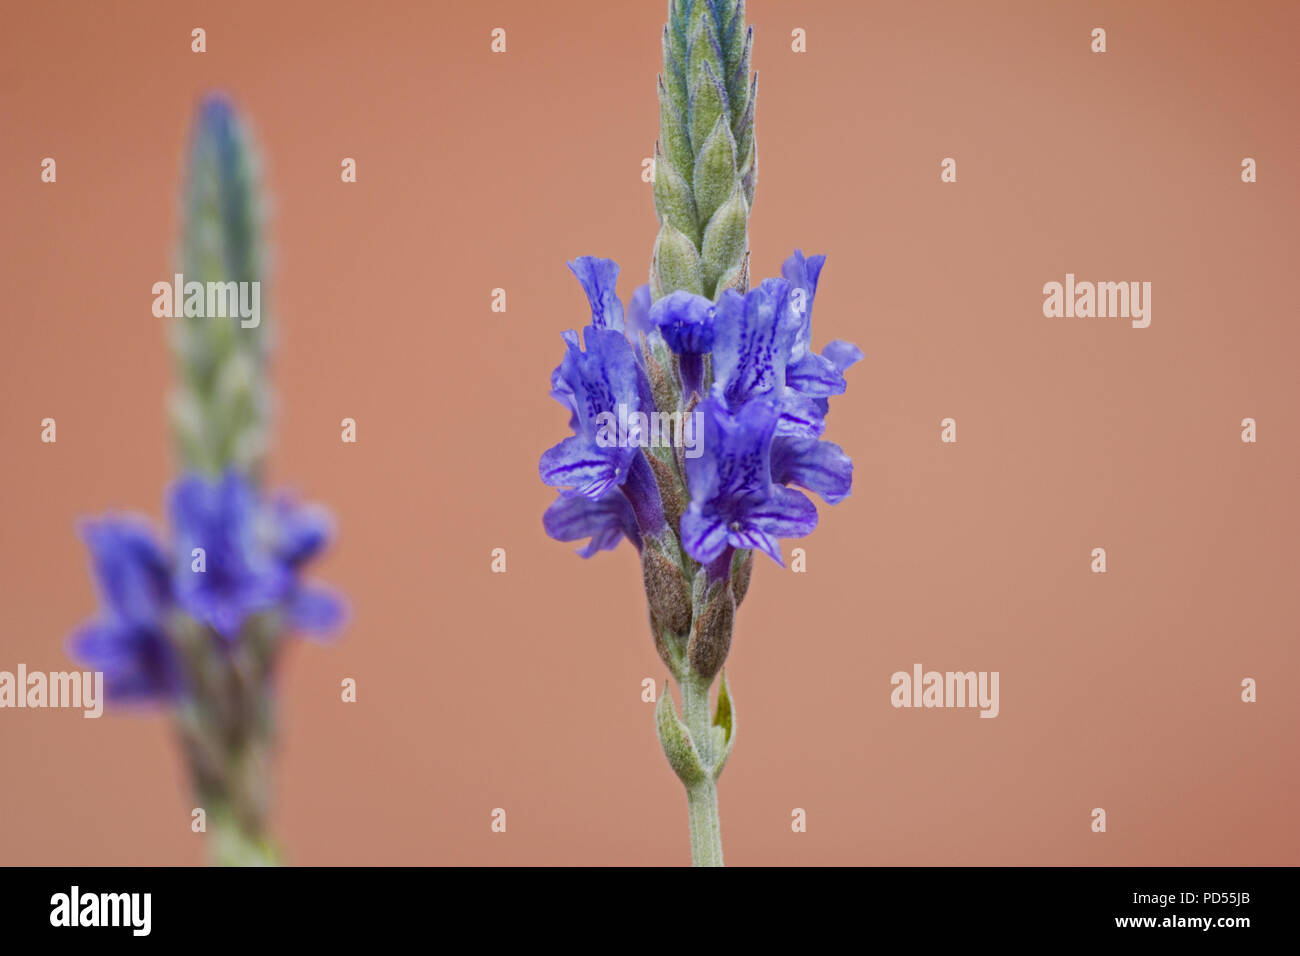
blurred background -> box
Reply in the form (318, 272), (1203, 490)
(1, 0), (1298, 865)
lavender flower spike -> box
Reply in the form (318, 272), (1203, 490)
(540, 2), (862, 866)
(68, 95), (347, 867)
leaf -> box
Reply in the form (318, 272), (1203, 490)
(712, 670), (736, 779)
(656, 682), (707, 787)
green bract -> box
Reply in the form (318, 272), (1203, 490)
(171, 97), (271, 478)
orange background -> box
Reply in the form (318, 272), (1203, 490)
(2, 0), (1297, 865)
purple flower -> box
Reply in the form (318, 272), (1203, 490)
(69, 519), (183, 702)
(710, 277), (826, 438)
(171, 472), (289, 638)
(69, 471), (345, 702)
(265, 493), (347, 635)
(650, 290), (716, 395)
(781, 250), (863, 410)
(679, 397), (818, 566)
(539, 326), (643, 499)
(542, 250), (859, 565)
(540, 262), (669, 554)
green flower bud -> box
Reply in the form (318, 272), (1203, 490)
(652, 144), (700, 247)
(692, 114), (738, 227)
(651, 220), (704, 299)
(699, 185), (748, 298)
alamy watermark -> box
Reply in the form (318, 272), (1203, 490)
(0, 665), (103, 718)
(595, 404), (703, 459)
(1043, 273), (1151, 328)
(891, 663), (999, 718)
(50, 886), (151, 936)
(152, 273), (261, 328)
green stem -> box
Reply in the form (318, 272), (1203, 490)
(680, 672), (724, 866)
(208, 805), (278, 866)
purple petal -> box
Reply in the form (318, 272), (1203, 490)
(627, 284), (654, 335)
(711, 281), (796, 407)
(538, 435), (622, 498)
(568, 257), (625, 332)
(271, 497), (333, 567)
(771, 437), (853, 504)
(728, 527), (784, 566)
(748, 485), (819, 539)
(543, 490), (642, 556)
(80, 517), (172, 626)
(776, 394), (827, 439)
(680, 510), (730, 565)
(822, 339), (863, 373)
(785, 350), (847, 398)
(650, 290), (716, 355)
(68, 620), (182, 702)
(287, 586), (347, 639)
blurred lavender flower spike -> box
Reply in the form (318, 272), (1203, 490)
(66, 93), (344, 866)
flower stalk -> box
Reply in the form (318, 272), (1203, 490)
(541, 1), (860, 868)
(69, 94), (345, 867)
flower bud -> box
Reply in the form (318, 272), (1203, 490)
(651, 221), (704, 300)
(699, 185), (748, 298)
(642, 544), (691, 636)
(730, 549), (754, 607)
(687, 583), (735, 680)
(645, 452), (686, 541)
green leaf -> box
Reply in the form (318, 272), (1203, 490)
(656, 682), (707, 788)
(652, 147), (700, 246)
(699, 185), (748, 298)
(691, 114), (737, 228)
(652, 221), (704, 299)
(713, 670), (733, 741)
(712, 671), (736, 779)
